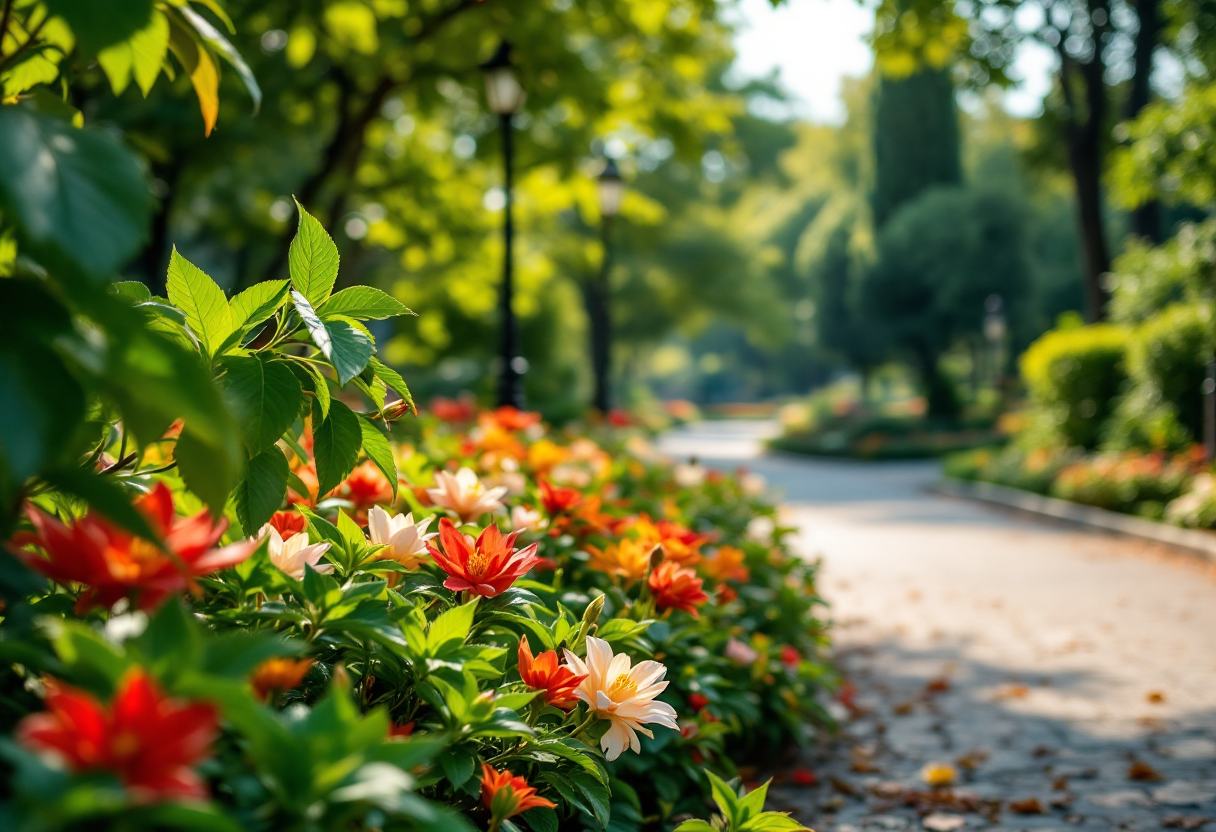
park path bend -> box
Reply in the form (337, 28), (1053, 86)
(659, 420), (1216, 832)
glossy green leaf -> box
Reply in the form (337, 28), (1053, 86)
(233, 447), (290, 532)
(220, 354), (303, 454)
(312, 399), (362, 497)
(358, 416), (397, 501)
(288, 201), (339, 307)
(166, 248), (233, 356)
(370, 357), (414, 413)
(0, 107), (151, 280)
(317, 286), (413, 320)
(293, 290), (373, 386)
(178, 5), (262, 112)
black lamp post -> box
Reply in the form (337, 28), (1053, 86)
(481, 40), (527, 408)
(589, 159), (624, 413)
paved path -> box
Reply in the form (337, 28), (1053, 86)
(658, 421), (1216, 832)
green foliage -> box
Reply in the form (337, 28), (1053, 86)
(675, 770), (807, 832)
(1020, 324), (1129, 449)
(1111, 81), (1216, 210)
(1125, 304), (1212, 444)
(870, 69), (962, 228)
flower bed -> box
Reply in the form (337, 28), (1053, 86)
(1, 406), (830, 831)
(945, 444), (1216, 526)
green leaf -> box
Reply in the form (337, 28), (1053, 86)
(737, 780), (770, 824)
(233, 448), (289, 532)
(301, 362), (331, 419)
(219, 354), (303, 454)
(288, 201), (339, 307)
(706, 771), (741, 828)
(41, 469), (158, 543)
(427, 600), (478, 655)
(312, 399), (362, 497)
(110, 281), (153, 303)
(291, 291), (373, 385)
(44, 0), (154, 55)
(358, 416), (397, 500)
(521, 807), (559, 832)
(673, 822), (718, 832)
(741, 814), (808, 832)
(0, 107), (152, 280)
(97, 9), (169, 96)
(369, 357), (414, 413)
(166, 248), (233, 356)
(230, 279), (289, 331)
(318, 286), (413, 320)
(176, 424), (237, 516)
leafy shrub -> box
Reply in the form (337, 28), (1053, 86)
(944, 445), (1079, 495)
(1050, 449), (1204, 514)
(1020, 324), (1129, 449)
(1127, 304), (1212, 443)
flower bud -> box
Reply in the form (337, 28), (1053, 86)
(581, 594), (605, 629)
(648, 544), (665, 569)
(382, 398), (413, 421)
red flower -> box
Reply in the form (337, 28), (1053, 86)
(688, 692), (710, 713)
(337, 460), (394, 511)
(387, 721), (415, 741)
(426, 518), (542, 597)
(268, 510), (307, 540)
(538, 480), (581, 517)
(430, 395), (477, 423)
(790, 768), (818, 786)
(18, 483), (256, 613)
(648, 561), (709, 616)
(517, 636), (587, 709)
(17, 669), (218, 801)
(480, 762), (556, 821)
(780, 645), (801, 667)
(491, 405), (542, 432)
(607, 409), (632, 427)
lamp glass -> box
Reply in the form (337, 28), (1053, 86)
(598, 176), (625, 217)
(484, 67), (525, 115)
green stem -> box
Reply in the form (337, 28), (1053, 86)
(570, 708), (599, 740)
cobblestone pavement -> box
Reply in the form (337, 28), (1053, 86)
(658, 421), (1216, 832)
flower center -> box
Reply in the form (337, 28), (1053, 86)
(609, 673), (638, 699)
(466, 547), (490, 577)
(110, 731), (140, 761)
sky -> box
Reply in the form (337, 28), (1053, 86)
(727, 0), (1055, 124)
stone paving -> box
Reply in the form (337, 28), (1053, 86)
(658, 421), (1216, 832)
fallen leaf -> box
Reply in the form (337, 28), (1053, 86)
(871, 781), (907, 800)
(922, 762), (958, 788)
(993, 684), (1030, 700)
(1049, 794), (1075, 809)
(922, 813), (965, 832)
(1053, 777), (1070, 791)
(1032, 745), (1056, 757)
(819, 795), (845, 811)
(956, 750), (989, 770)
(851, 748), (881, 773)
(1147, 691), (1167, 704)
(926, 677), (951, 694)
(831, 777), (863, 797)
(1163, 815), (1211, 830)
(790, 768), (817, 786)
(1009, 798), (1045, 814)
(1128, 761), (1164, 782)
(893, 701), (915, 715)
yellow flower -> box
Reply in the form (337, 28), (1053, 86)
(921, 762), (957, 787)
(586, 539), (651, 583)
(563, 637), (679, 760)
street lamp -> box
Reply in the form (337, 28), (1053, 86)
(481, 40), (527, 408)
(588, 158), (625, 413)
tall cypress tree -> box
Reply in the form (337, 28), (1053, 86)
(870, 69), (962, 228)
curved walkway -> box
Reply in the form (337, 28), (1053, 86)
(659, 421), (1216, 832)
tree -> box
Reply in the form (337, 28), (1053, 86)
(860, 187), (1033, 418)
(870, 68), (962, 227)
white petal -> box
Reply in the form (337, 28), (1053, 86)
(368, 506), (391, 545)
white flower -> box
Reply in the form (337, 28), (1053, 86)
(741, 472), (767, 496)
(257, 525), (332, 580)
(725, 637), (759, 666)
(510, 505), (547, 533)
(563, 637), (679, 761)
(367, 506), (437, 570)
(673, 463), (705, 488)
(746, 516), (775, 545)
(426, 467), (508, 522)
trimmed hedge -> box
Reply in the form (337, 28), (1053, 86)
(1020, 324), (1128, 449)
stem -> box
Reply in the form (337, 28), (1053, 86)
(570, 708), (599, 740)
(487, 819), (501, 832)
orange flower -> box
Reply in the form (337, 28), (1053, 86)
(489, 406), (542, 432)
(517, 636), (587, 709)
(701, 545), (749, 584)
(632, 516), (708, 566)
(250, 657), (314, 701)
(289, 461), (319, 506)
(648, 561), (709, 616)
(387, 721), (415, 740)
(477, 424), (527, 460)
(538, 479), (582, 517)
(17, 669), (218, 801)
(268, 510), (307, 540)
(526, 439), (570, 475)
(426, 518), (542, 597)
(480, 762), (556, 822)
(18, 483), (256, 613)
(586, 538), (652, 583)
(336, 460), (394, 511)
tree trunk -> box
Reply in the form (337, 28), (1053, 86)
(1125, 0), (1163, 242)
